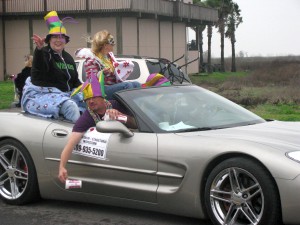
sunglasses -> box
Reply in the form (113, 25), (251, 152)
(107, 37), (115, 46)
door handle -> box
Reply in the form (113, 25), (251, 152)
(52, 129), (68, 138)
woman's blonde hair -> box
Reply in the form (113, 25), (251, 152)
(24, 54), (33, 67)
(85, 30), (113, 54)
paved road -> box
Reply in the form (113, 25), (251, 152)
(0, 199), (212, 225)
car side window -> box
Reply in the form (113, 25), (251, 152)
(164, 63), (181, 77)
(146, 61), (181, 79)
(118, 61), (140, 80)
(146, 61), (162, 74)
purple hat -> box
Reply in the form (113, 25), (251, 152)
(44, 11), (70, 44)
(142, 73), (171, 87)
(71, 72), (106, 100)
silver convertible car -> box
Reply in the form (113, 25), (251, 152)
(1, 85), (300, 225)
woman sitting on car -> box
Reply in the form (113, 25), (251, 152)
(75, 30), (141, 100)
(21, 11), (84, 123)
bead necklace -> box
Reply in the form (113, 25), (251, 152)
(87, 99), (112, 124)
(97, 53), (114, 73)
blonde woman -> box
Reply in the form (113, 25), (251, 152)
(75, 30), (140, 100)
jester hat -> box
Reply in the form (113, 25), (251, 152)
(71, 72), (106, 100)
(44, 11), (70, 44)
(142, 73), (171, 87)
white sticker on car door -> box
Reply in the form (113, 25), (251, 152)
(72, 127), (111, 160)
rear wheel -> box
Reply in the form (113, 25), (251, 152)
(204, 157), (282, 225)
(0, 139), (40, 205)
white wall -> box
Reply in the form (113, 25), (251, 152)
(139, 19), (159, 57)
(5, 20), (30, 77)
(122, 17), (138, 55)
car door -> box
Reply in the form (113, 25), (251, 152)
(43, 122), (158, 203)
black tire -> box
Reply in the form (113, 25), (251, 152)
(0, 139), (40, 205)
(204, 157), (282, 225)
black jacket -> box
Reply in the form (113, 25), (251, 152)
(31, 45), (81, 92)
(15, 67), (31, 92)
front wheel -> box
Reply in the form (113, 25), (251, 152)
(204, 157), (282, 225)
(0, 139), (40, 205)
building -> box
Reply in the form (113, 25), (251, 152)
(0, 0), (218, 81)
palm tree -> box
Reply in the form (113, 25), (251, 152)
(207, 25), (213, 73)
(211, 0), (235, 72)
(192, 0), (214, 73)
(193, 0), (242, 73)
(197, 25), (206, 72)
(190, 24), (206, 72)
(192, 0), (205, 73)
(225, 2), (243, 72)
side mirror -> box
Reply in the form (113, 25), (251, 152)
(96, 121), (134, 138)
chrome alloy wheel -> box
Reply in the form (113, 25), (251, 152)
(0, 144), (28, 200)
(209, 167), (264, 225)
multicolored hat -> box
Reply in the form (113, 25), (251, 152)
(142, 73), (171, 87)
(71, 72), (106, 100)
(44, 11), (70, 44)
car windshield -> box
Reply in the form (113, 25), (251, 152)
(118, 85), (265, 132)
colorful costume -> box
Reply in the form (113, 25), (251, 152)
(21, 11), (84, 122)
(75, 48), (140, 99)
(72, 73), (128, 132)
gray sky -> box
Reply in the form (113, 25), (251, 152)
(189, 0), (300, 57)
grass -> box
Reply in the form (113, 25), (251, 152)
(0, 81), (15, 109)
(188, 71), (300, 121)
(248, 104), (300, 121)
(190, 71), (247, 84)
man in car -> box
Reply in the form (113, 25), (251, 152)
(58, 74), (136, 183)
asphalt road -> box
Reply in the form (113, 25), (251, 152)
(0, 199), (213, 225)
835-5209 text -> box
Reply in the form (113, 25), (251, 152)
(74, 144), (104, 157)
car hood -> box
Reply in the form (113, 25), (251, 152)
(177, 120), (300, 150)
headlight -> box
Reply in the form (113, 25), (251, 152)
(286, 151), (300, 163)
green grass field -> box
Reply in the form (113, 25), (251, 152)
(0, 81), (15, 109)
(1, 78), (299, 121)
(190, 71), (300, 121)
(190, 71), (247, 84)
(248, 104), (300, 121)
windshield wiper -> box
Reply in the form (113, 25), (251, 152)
(176, 127), (213, 133)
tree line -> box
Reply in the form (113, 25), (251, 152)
(192, 0), (243, 73)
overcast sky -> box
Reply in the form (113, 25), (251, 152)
(188, 0), (300, 57)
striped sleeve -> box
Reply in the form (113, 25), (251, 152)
(84, 58), (101, 79)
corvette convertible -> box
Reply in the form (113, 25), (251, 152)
(1, 85), (300, 225)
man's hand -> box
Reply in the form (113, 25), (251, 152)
(58, 166), (68, 183)
(104, 109), (123, 121)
